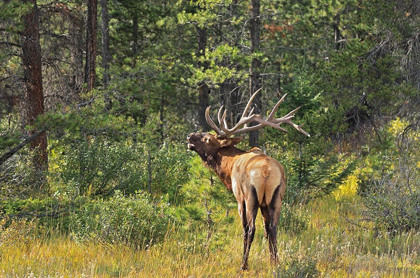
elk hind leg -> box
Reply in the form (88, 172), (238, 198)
(260, 205), (270, 239)
(267, 185), (283, 264)
(238, 201), (248, 264)
(241, 187), (259, 270)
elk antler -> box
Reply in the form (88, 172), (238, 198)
(205, 89), (310, 138)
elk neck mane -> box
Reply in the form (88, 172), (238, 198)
(203, 145), (246, 191)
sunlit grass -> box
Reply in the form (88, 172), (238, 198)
(1, 196), (420, 277)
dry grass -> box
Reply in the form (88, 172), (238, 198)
(1, 196), (420, 277)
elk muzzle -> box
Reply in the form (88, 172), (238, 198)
(187, 132), (201, 151)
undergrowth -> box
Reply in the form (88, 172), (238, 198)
(1, 196), (420, 277)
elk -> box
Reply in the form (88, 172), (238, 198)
(187, 89), (310, 270)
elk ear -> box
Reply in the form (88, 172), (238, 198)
(220, 137), (243, 147)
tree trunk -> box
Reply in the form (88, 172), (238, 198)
(85, 0), (98, 92)
(100, 0), (110, 87)
(132, 13), (139, 59)
(249, 0), (261, 147)
(70, 13), (84, 98)
(197, 26), (210, 131)
(100, 0), (112, 110)
(21, 0), (48, 174)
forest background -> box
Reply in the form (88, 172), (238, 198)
(0, 0), (419, 276)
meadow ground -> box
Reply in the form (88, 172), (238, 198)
(1, 197), (420, 277)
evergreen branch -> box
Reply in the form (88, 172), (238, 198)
(0, 130), (45, 167)
(0, 41), (21, 48)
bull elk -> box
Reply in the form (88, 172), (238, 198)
(187, 89), (309, 270)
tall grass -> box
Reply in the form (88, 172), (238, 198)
(1, 196), (420, 277)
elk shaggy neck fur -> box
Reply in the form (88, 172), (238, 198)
(204, 146), (246, 191)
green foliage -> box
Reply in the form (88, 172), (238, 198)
(178, 155), (235, 209)
(0, 0), (419, 264)
(266, 69), (356, 204)
(360, 119), (420, 232)
(0, 150), (43, 199)
(0, 196), (83, 233)
(149, 143), (192, 203)
(70, 191), (173, 249)
(49, 138), (145, 197)
(0, 1), (32, 31)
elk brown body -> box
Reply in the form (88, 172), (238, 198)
(187, 132), (285, 269)
(188, 90), (309, 270)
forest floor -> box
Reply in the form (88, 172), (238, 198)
(1, 196), (420, 277)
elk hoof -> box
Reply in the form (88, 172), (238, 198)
(241, 264), (248, 270)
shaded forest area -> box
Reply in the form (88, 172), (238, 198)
(0, 0), (419, 276)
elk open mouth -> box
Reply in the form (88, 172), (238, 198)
(187, 143), (195, 150)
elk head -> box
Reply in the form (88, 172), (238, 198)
(187, 89), (309, 270)
(187, 132), (242, 165)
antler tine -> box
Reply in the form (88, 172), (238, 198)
(248, 107), (255, 117)
(284, 121), (310, 137)
(244, 107), (255, 128)
(280, 106), (301, 120)
(217, 106), (224, 127)
(220, 108), (231, 134)
(267, 93), (287, 120)
(205, 106), (224, 136)
(241, 88), (262, 118)
(295, 124), (310, 137)
(272, 106), (310, 137)
(205, 89), (310, 138)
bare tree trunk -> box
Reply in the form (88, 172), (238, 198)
(21, 0), (48, 175)
(197, 26), (210, 131)
(100, 0), (112, 110)
(85, 0), (98, 92)
(100, 0), (110, 87)
(132, 14), (139, 59)
(70, 13), (84, 98)
(148, 150), (152, 194)
(249, 0), (261, 147)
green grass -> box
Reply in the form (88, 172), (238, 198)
(1, 196), (420, 277)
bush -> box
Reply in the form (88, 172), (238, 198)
(361, 119), (420, 232)
(70, 191), (173, 249)
(362, 165), (420, 232)
(0, 197), (74, 233)
(49, 138), (146, 197)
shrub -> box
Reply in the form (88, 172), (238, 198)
(70, 191), (173, 249)
(0, 197), (74, 233)
(362, 166), (420, 232)
(361, 119), (420, 232)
